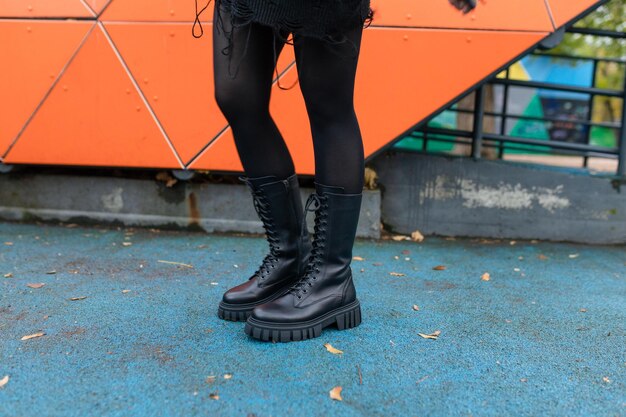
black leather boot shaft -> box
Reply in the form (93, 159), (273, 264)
(218, 174), (311, 321)
(245, 182), (363, 341)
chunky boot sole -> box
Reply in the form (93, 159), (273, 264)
(244, 300), (361, 342)
(217, 286), (294, 322)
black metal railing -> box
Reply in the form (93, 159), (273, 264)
(395, 17), (626, 178)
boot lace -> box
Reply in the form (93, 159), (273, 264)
(289, 193), (329, 298)
(245, 183), (281, 282)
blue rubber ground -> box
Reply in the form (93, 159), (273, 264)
(0, 221), (624, 417)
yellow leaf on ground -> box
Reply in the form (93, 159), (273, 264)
(324, 343), (344, 355)
(329, 386), (343, 401)
(391, 235), (408, 241)
(223, 374), (233, 380)
(411, 230), (425, 242)
(352, 256), (365, 261)
(3, 273), (13, 278)
(209, 393), (219, 400)
(433, 265), (446, 271)
(389, 272), (406, 277)
(481, 273), (491, 281)
(122, 290), (131, 294)
(21, 332), (45, 341)
(122, 242), (132, 247)
(418, 330), (441, 340)
(69, 296), (88, 301)
(0, 375), (8, 388)
(27, 283), (45, 289)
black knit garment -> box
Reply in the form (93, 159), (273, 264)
(217, 0), (373, 41)
(194, 0), (374, 85)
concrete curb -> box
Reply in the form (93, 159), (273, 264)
(0, 174), (381, 239)
(372, 152), (626, 244)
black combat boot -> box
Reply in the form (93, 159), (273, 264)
(218, 174), (311, 321)
(244, 182), (363, 342)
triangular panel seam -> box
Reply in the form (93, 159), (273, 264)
(98, 21), (185, 169)
(2, 23), (97, 160)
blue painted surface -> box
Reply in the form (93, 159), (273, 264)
(0, 222), (624, 417)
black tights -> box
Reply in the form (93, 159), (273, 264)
(212, 4), (365, 193)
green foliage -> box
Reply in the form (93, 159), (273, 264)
(547, 0), (625, 128)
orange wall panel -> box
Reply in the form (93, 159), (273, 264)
(84, 0), (112, 15)
(5, 25), (181, 168)
(101, 0), (211, 22)
(0, 0), (604, 172)
(372, 0), (555, 32)
(546, 0), (601, 28)
(0, 21), (93, 157)
(0, 0), (92, 18)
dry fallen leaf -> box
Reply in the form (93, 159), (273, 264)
(364, 167), (378, 190)
(157, 260), (193, 268)
(352, 256), (365, 261)
(223, 374), (233, 380)
(602, 376), (611, 383)
(537, 254), (548, 260)
(46, 270), (57, 275)
(69, 296), (87, 301)
(27, 283), (45, 289)
(391, 235), (409, 242)
(411, 230), (425, 242)
(324, 343), (344, 355)
(433, 265), (446, 271)
(329, 386), (343, 401)
(481, 273), (491, 281)
(579, 308), (587, 313)
(418, 330), (441, 340)
(122, 242), (132, 247)
(412, 305), (420, 311)
(0, 375), (8, 389)
(389, 272), (406, 277)
(209, 393), (219, 400)
(122, 289), (131, 294)
(4, 242), (13, 246)
(3, 273), (13, 278)
(156, 171), (178, 188)
(569, 253), (580, 259)
(416, 375), (430, 385)
(520, 378), (528, 383)
(21, 332), (45, 341)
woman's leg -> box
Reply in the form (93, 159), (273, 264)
(214, 5), (313, 322)
(245, 26), (366, 342)
(212, 3), (295, 179)
(292, 27), (365, 193)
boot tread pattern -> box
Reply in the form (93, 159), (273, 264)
(244, 301), (361, 342)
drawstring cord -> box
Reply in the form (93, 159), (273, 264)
(192, 0), (212, 38)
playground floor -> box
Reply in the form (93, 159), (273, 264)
(0, 221), (624, 417)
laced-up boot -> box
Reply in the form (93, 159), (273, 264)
(244, 182), (362, 342)
(218, 174), (311, 321)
